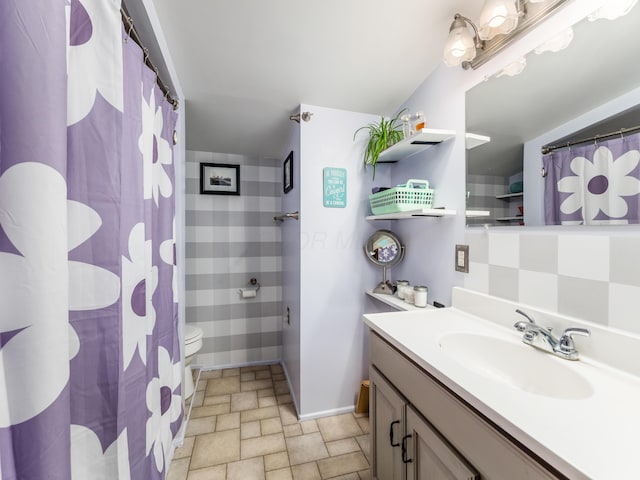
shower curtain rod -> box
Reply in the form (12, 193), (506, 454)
(541, 124), (640, 154)
(120, 6), (179, 110)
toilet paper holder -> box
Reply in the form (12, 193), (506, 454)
(239, 278), (260, 298)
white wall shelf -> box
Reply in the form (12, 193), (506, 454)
(377, 128), (456, 163)
(495, 192), (523, 199)
(465, 132), (491, 150)
(465, 209), (491, 217)
(366, 208), (457, 220)
(496, 216), (524, 222)
(366, 291), (434, 311)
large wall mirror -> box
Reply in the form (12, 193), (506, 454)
(466, 3), (640, 227)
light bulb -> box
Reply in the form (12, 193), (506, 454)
(443, 23), (476, 66)
(478, 0), (519, 40)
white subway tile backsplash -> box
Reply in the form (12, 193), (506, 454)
(464, 231), (488, 264)
(519, 234), (558, 274)
(488, 232), (520, 268)
(518, 270), (558, 312)
(558, 235), (609, 281)
(462, 230), (638, 336)
(610, 237), (640, 287)
(608, 283), (640, 335)
(463, 262), (489, 293)
(488, 265), (519, 301)
(558, 275), (609, 325)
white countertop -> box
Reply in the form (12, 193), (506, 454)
(363, 305), (640, 479)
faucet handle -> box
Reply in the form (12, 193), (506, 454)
(514, 309), (536, 331)
(515, 309), (536, 324)
(559, 327), (591, 353)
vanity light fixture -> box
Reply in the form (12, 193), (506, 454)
(443, 0), (569, 70)
(442, 14), (482, 67)
(477, 0), (520, 41)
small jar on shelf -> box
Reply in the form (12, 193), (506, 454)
(414, 112), (425, 132)
(396, 280), (410, 299)
(413, 286), (428, 308)
(401, 114), (412, 138)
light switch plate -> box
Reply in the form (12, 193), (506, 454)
(455, 244), (469, 273)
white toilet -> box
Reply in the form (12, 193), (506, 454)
(184, 324), (204, 399)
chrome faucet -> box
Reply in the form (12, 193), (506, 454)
(513, 309), (590, 361)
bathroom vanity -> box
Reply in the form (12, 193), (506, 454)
(363, 288), (640, 479)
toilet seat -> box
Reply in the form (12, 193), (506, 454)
(185, 325), (203, 344)
(184, 325), (203, 358)
(183, 325), (204, 399)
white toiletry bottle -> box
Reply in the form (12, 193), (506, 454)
(413, 286), (428, 308)
(396, 280), (409, 299)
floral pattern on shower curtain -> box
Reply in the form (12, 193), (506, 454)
(0, 0), (181, 479)
(543, 132), (640, 225)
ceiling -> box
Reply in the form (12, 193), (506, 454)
(149, 0), (485, 159)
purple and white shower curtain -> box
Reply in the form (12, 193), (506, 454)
(0, 1), (181, 479)
(544, 132), (640, 225)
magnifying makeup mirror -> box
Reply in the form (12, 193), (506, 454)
(364, 229), (405, 295)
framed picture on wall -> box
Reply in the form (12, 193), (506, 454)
(200, 163), (240, 195)
(283, 151), (293, 193)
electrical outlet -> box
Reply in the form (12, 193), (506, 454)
(455, 244), (469, 273)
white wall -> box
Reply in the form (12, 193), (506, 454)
(296, 104), (390, 418)
(281, 120), (302, 413)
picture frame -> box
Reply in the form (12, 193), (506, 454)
(200, 163), (240, 195)
(283, 151), (293, 194)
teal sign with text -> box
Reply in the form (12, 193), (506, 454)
(323, 167), (347, 208)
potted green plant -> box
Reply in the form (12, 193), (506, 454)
(354, 109), (406, 179)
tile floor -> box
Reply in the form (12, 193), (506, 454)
(168, 363), (371, 480)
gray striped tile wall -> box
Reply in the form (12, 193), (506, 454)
(185, 150), (282, 366)
(466, 174), (510, 225)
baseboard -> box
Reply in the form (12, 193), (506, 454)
(297, 405), (356, 422)
(279, 362), (360, 422)
(193, 358), (279, 371)
(193, 359), (357, 423)
(280, 361), (301, 421)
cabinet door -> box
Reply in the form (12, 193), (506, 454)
(405, 406), (479, 480)
(371, 367), (405, 480)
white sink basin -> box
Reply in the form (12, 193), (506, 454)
(438, 332), (594, 400)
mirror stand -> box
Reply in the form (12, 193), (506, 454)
(373, 265), (396, 295)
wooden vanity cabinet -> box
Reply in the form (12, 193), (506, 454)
(370, 368), (405, 480)
(371, 367), (478, 480)
(369, 331), (563, 480)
